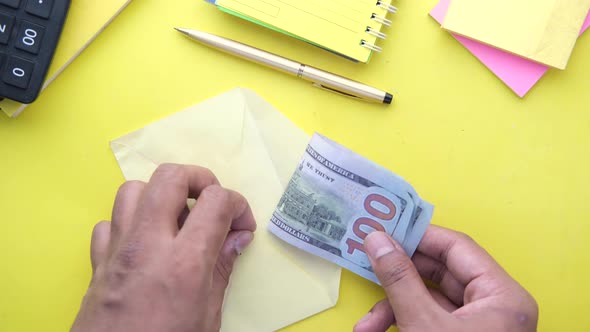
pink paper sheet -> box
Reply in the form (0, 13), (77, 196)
(430, 0), (590, 97)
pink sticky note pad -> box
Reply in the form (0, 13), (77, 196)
(431, 0), (590, 97)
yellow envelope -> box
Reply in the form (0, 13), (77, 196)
(110, 88), (341, 332)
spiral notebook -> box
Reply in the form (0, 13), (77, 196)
(206, 0), (397, 63)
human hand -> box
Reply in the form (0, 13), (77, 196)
(354, 226), (538, 332)
(71, 164), (256, 332)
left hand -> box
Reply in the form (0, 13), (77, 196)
(71, 164), (257, 332)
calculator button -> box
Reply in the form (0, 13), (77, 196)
(0, 0), (21, 9)
(3, 56), (35, 89)
(0, 13), (15, 44)
(25, 0), (54, 19)
(15, 21), (45, 54)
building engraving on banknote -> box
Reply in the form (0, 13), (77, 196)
(273, 161), (350, 253)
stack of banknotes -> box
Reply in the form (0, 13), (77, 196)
(268, 134), (434, 284)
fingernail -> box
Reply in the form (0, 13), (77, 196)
(365, 232), (395, 259)
(357, 312), (372, 324)
(233, 232), (254, 255)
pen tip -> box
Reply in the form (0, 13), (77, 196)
(174, 27), (189, 35)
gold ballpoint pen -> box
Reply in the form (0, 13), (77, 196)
(175, 28), (393, 104)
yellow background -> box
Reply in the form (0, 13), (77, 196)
(1, 0), (589, 331)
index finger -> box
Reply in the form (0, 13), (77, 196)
(133, 164), (220, 237)
(417, 225), (509, 285)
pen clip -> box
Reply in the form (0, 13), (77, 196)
(312, 83), (361, 100)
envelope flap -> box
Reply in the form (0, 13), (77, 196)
(109, 128), (159, 182)
(242, 89), (309, 187)
(111, 89), (248, 182)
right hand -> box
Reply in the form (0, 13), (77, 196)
(354, 226), (538, 332)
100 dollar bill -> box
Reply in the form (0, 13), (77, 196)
(268, 134), (433, 284)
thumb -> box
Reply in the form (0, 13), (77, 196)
(209, 231), (254, 308)
(365, 232), (442, 328)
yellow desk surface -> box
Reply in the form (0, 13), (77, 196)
(1, 1), (589, 331)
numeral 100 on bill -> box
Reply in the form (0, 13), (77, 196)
(340, 188), (403, 268)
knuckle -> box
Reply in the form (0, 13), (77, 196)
(530, 302), (539, 321)
(379, 259), (415, 288)
(154, 163), (186, 180)
(231, 190), (248, 212)
(513, 303), (539, 329)
(112, 182), (144, 221)
(438, 231), (473, 263)
(95, 268), (134, 311)
(524, 291), (539, 318)
(531, 296), (539, 314)
(91, 221), (111, 248)
(196, 166), (218, 184)
(456, 232), (475, 244)
(429, 264), (448, 284)
(117, 180), (145, 198)
(202, 185), (231, 203)
(93, 220), (110, 235)
(114, 239), (144, 269)
(97, 284), (126, 311)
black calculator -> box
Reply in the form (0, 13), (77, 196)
(0, 0), (70, 104)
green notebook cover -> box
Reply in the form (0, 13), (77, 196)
(214, 4), (363, 62)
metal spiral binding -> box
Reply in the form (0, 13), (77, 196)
(365, 26), (387, 39)
(371, 13), (392, 27)
(376, 1), (398, 14)
(360, 40), (383, 52)
(361, 2), (395, 53)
